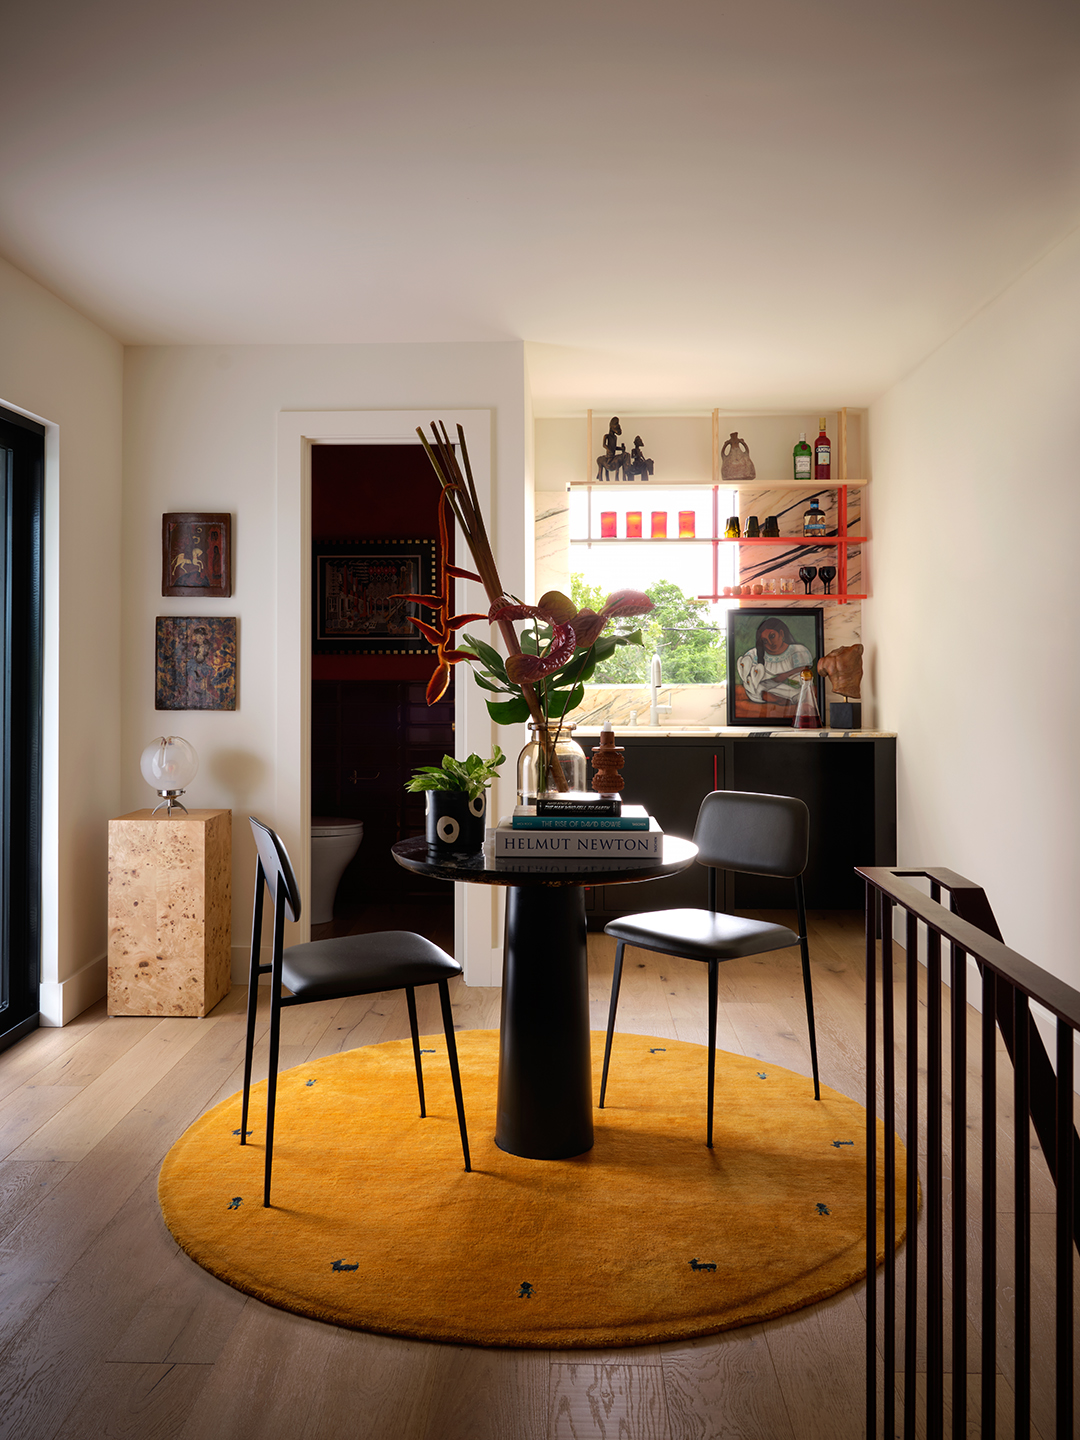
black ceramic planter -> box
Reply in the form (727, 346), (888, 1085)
(425, 790), (486, 856)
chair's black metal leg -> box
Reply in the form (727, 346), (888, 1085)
(599, 942), (626, 1109)
(438, 980), (471, 1172)
(240, 867), (265, 1145)
(406, 986), (426, 1118)
(263, 888), (286, 1208)
(707, 959), (718, 1148)
(795, 875), (821, 1100)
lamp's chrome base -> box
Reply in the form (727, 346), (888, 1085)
(151, 790), (189, 817)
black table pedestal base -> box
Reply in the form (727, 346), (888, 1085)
(495, 885), (594, 1159)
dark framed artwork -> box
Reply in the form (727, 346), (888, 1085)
(313, 539), (437, 655)
(156, 617), (237, 710)
(726, 607), (824, 727)
(162, 513), (232, 597)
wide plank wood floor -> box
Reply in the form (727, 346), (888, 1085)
(0, 911), (1070, 1439)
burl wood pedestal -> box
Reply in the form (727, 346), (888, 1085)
(108, 808), (232, 1017)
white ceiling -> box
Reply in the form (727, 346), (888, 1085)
(2, 0), (1078, 411)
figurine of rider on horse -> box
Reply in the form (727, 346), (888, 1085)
(595, 418), (653, 481)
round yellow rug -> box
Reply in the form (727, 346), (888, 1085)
(158, 1030), (907, 1348)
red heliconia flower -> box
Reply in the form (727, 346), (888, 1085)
(394, 485), (486, 704)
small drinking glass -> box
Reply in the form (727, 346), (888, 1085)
(798, 565), (818, 594)
(819, 565), (837, 595)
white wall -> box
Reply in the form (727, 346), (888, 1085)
(866, 227), (1080, 988)
(122, 342), (528, 982)
(0, 255), (124, 1023)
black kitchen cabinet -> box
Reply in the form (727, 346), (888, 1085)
(583, 732), (895, 925)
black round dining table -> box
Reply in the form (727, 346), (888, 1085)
(391, 834), (698, 1160)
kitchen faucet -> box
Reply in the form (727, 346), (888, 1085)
(649, 653), (672, 727)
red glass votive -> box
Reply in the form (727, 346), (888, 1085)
(651, 511), (667, 539)
(600, 511), (616, 538)
(679, 510), (696, 539)
(626, 512), (642, 538)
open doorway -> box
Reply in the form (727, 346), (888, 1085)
(309, 444), (454, 951)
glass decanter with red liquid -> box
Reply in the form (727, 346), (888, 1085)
(793, 667), (822, 729)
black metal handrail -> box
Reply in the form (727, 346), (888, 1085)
(860, 865), (1079, 1440)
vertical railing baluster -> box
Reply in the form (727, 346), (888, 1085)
(1055, 1018), (1074, 1440)
(882, 894), (896, 1440)
(926, 924), (944, 1431)
(866, 880), (878, 1436)
(864, 872), (1080, 1440)
(905, 908), (920, 1440)
(1014, 986), (1031, 1438)
(950, 943), (968, 1431)
(981, 968), (997, 1436)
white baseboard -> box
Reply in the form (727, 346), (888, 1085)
(39, 953), (108, 1027)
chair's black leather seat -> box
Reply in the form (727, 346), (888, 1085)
(605, 909), (798, 963)
(281, 931), (462, 1001)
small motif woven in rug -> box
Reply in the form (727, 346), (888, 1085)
(158, 1030), (908, 1348)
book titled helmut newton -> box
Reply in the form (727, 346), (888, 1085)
(487, 815), (663, 863)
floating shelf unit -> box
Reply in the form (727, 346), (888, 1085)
(571, 407), (868, 605)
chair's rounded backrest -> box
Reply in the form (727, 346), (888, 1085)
(249, 816), (302, 923)
(693, 790), (809, 878)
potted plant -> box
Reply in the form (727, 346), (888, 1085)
(405, 748), (505, 855)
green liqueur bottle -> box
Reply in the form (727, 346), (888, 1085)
(793, 432), (812, 481)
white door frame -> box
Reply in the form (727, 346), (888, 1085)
(275, 408), (502, 984)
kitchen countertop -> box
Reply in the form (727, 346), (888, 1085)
(572, 727), (896, 739)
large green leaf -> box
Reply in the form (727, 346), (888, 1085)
(471, 672), (509, 694)
(461, 634), (508, 682)
(486, 695), (531, 724)
(545, 683), (585, 718)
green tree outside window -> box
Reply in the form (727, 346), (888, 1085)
(569, 575), (727, 686)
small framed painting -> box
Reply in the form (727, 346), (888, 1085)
(156, 617), (237, 710)
(726, 607), (825, 727)
(162, 513), (232, 597)
(313, 539), (437, 655)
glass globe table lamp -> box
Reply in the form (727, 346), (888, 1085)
(140, 736), (199, 816)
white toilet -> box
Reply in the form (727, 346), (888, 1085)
(309, 816), (364, 924)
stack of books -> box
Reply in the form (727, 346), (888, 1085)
(485, 792), (663, 866)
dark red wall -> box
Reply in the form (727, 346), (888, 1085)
(311, 444), (447, 682)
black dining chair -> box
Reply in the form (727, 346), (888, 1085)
(241, 816), (471, 1206)
(599, 789), (821, 1147)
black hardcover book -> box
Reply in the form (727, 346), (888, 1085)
(535, 791), (621, 817)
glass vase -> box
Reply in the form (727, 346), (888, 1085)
(516, 723), (587, 805)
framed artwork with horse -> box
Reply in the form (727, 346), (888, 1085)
(162, 513), (232, 597)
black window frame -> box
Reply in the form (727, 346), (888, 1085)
(0, 405), (45, 1052)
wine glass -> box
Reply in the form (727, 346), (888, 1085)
(798, 565), (817, 594)
(819, 565), (837, 595)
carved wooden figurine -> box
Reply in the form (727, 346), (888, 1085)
(590, 724), (625, 796)
(596, 417), (627, 481)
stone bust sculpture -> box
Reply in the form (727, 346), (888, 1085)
(817, 643), (863, 699)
